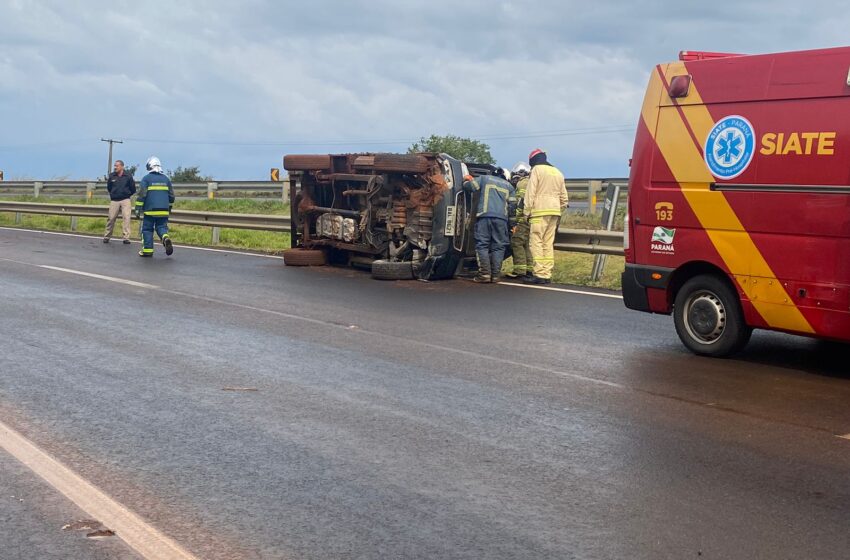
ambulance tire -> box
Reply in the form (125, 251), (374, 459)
(673, 274), (752, 357)
(371, 260), (414, 280)
(283, 248), (327, 266)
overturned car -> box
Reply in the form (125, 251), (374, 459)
(283, 153), (493, 280)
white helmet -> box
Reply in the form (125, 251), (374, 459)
(511, 162), (531, 176)
(501, 168), (512, 182)
(146, 156), (163, 173)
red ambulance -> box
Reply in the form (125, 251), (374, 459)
(623, 47), (850, 356)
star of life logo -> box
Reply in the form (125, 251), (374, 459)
(651, 226), (675, 255)
(704, 115), (756, 179)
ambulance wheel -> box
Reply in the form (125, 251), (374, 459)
(673, 274), (752, 357)
(283, 248), (327, 266)
(371, 260), (414, 280)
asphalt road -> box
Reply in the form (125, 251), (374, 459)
(1, 227), (849, 560)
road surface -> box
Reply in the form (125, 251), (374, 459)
(1, 227), (848, 559)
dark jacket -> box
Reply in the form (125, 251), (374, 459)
(106, 171), (136, 201)
(135, 172), (175, 216)
(463, 175), (516, 221)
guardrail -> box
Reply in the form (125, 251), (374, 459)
(0, 200), (624, 256)
(0, 181), (290, 200)
(0, 178), (629, 209)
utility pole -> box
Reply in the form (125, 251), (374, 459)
(100, 138), (123, 179)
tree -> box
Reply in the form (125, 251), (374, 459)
(168, 165), (212, 182)
(125, 164), (138, 178)
(408, 134), (495, 164)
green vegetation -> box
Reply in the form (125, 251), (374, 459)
(168, 165), (212, 182)
(503, 253), (623, 290)
(0, 197), (290, 252)
(0, 197), (622, 289)
(561, 208), (625, 231)
(409, 134), (495, 164)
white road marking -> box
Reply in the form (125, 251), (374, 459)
(39, 265), (158, 289)
(0, 419), (198, 560)
(172, 244), (283, 259)
(0, 227), (283, 259)
(498, 281), (623, 299)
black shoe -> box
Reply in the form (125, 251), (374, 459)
(490, 274), (501, 283)
(525, 271), (534, 278)
(102, 238), (109, 244)
(542, 278), (552, 284)
(472, 274), (492, 283)
(123, 239), (131, 245)
(163, 236), (174, 256)
(523, 276), (546, 285)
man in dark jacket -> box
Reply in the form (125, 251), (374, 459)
(134, 156), (175, 257)
(103, 160), (136, 244)
(463, 172), (516, 283)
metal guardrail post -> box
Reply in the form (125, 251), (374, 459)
(590, 183), (622, 281)
(589, 180), (602, 214)
(70, 216), (78, 232)
(15, 212), (21, 224)
(211, 226), (221, 244)
(86, 182), (96, 201)
(207, 182), (218, 200)
(34, 182), (43, 198)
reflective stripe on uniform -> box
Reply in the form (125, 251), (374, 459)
(530, 209), (561, 217)
(140, 248), (154, 254)
(144, 210), (170, 216)
(147, 186), (170, 191)
(482, 183), (510, 216)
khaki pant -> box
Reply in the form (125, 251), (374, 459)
(104, 199), (132, 240)
(529, 215), (559, 279)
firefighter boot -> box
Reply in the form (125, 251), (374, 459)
(163, 234), (174, 256)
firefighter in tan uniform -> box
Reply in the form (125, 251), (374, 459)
(523, 149), (568, 284)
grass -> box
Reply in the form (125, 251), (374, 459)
(0, 196), (622, 289)
(0, 197), (291, 252)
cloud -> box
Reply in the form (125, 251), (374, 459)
(0, 1), (848, 179)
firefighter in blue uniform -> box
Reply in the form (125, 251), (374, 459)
(463, 171), (516, 283)
(134, 156), (175, 257)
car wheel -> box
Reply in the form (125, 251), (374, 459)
(372, 154), (431, 173)
(371, 259), (414, 280)
(283, 154), (332, 171)
(673, 274), (752, 357)
(283, 248), (327, 266)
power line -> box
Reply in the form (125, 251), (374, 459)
(121, 125), (635, 147)
(0, 125), (635, 150)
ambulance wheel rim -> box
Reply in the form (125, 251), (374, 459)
(684, 291), (726, 344)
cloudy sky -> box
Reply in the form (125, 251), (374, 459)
(1, 1), (847, 180)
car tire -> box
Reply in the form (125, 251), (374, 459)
(372, 154), (431, 173)
(673, 274), (752, 357)
(371, 259), (414, 280)
(283, 154), (332, 171)
(283, 248), (327, 266)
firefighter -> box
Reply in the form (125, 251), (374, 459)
(505, 162), (532, 278)
(523, 149), (567, 284)
(463, 172), (516, 283)
(134, 156), (175, 257)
